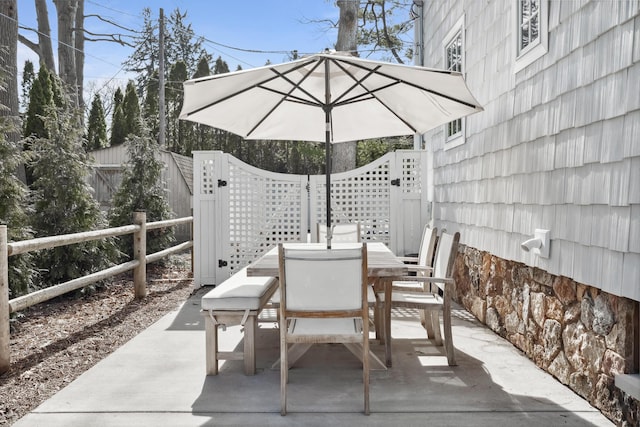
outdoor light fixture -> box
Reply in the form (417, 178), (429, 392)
(520, 229), (550, 258)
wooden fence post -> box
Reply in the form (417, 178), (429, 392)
(133, 211), (147, 299)
(1, 226), (10, 373)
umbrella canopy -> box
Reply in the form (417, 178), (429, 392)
(180, 51), (483, 246)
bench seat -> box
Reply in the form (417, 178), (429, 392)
(201, 267), (278, 375)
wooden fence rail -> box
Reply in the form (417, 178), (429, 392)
(0, 211), (193, 373)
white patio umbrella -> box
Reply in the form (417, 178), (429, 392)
(180, 51), (483, 246)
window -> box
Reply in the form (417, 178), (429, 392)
(443, 17), (465, 149)
(519, 0), (540, 52)
(515, 0), (548, 73)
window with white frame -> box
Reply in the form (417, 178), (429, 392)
(515, 0), (548, 73)
(443, 17), (465, 149)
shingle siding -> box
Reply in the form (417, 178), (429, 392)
(422, 0), (640, 301)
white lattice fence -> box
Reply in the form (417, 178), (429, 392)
(309, 154), (392, 245)
(226, 156), (307, 273)
(193, 150), (429, 286)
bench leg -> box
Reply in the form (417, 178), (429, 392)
(243, 315), (257, 375)
(205, 315), (219, 375)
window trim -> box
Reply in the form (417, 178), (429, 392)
(442, 16), (466, 151)
(514, 0), (549, 73)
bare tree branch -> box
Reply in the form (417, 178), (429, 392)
(379, 1), (403, 63)
(79, 29), (136, 47)
(83, 35), (136, 48)
(17, 33), (39, 52)
(84, 14), (140, 34)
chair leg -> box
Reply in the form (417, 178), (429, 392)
(243, 316), (257, 375)
(443, 289), (456, 366)
(205, 315), (219, 375)
(429, 310), (443, 346)
(363, 329), (370, 415)
(423, 308), (436, 340)
(280, 320), (288, 415)
(384, 281), (392, 367)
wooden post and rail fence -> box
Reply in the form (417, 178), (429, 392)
(0, 212), (194, 374)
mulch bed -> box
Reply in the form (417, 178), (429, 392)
(0, 254), (194, 425)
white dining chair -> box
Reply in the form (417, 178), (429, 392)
(377, 231), (459, 366)
(278, 243), (370, 415)
(317, 222), (361, 243)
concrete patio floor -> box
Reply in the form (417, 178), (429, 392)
(14, 289), (613, 427)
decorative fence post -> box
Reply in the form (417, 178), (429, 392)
(133, 211), (147, 299)
(1, 226), (9, 373)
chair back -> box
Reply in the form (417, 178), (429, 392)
(433, 231), (460, 278)
(278, 244), (367, 312)
(416, 226), (437, 272)
(317, 223), (361, 243)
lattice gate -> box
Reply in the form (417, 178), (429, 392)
(193, 150), (430, 286)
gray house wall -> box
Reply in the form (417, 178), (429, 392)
(422, 0), (639, 301)
(419, 1), (639, 423)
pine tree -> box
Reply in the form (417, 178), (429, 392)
(213, 56), (229, 74)
(20, 60), (35, 112)
(166, 8), (205, 74)
(122, 8), (159, 94)
(166, 60), (188, 154)
(30, 96), (118, 287)
(192, 56), (213, 152)
(86, 93), (108, 150)
(142, 69), (159, 139)
(122, 80), (142, 137)
(24, 65), (54, 139)
(193, 55), (211, 79)
(109, 87), (126, 146)
(109, 125), (174, 259)
(123, 7), (213, 155)
(0, 73), (36, 297)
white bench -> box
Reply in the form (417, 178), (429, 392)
(201, 267), (278, 375)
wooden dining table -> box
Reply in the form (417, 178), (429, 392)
(246, 241), (407, 367)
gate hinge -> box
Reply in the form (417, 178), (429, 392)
(218, 259), (228, 268)
(390, 178), (401, 186)
(218, 179), (228, 187)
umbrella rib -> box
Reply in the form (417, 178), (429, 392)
(183, 58), (319, 119)
(329, 59), (382, 107)
(329, 60), (417, 132)
(246, 59), (326, 138)
(258, 86), (320, 108)
(268, 62), (326, 107)
(335, 57), (481, 110)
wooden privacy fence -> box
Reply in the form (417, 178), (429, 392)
(0, 211), (193, 373)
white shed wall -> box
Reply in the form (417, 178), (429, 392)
(421, 0), (640, 301)
(89, 146), (193, 242)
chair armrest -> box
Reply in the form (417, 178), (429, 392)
(389, 276), (453, 284)
(389, 276), (454, 292)
(406, 265), (433, 274)
(397, 256), (418, 264)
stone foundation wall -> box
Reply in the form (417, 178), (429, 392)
(453, 244), (639, 426)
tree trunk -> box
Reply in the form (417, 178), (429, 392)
(336, 0), (358, 55)
(74, 0), (85, 116)
(54, 0), (79, 107)
(35, 0), (55, 70)
(0, 0), (19, 124)
(332, 0), (358, 173)
(0, 0), (25, 182)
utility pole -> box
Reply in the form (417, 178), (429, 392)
(158, 8), (166, 147)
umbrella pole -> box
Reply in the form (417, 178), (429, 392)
(324, 58), (332, 249)
(325, 135), (331, 249)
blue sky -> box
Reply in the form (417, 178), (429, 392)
(17, 0), (340, 90)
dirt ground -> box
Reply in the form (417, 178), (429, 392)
(0, 254), (194, 425)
